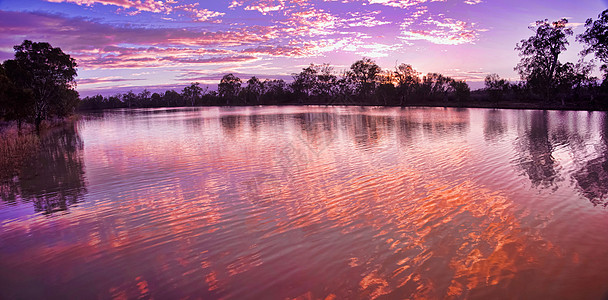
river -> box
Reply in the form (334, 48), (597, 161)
(1, 106), (607, 299)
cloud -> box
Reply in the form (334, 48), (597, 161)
(44, 0), (225, 22)
(366, 0), (444, 9)
(280, 9), (341, 36)
(46, 0), (172, 13)
(400, 17), (480, 45)
(0, 11), (274, 49)
(77, 76), (145, 85)
(344, 11), (391, 27)
(241, 45), (312, 57)
(244, 0), (286, 14)
(175, 4), (226, 22)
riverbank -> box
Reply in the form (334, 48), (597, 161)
(0, 116), (79, 180)
(78, 93), (607, 112)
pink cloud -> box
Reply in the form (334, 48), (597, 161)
(46, 0), (173, 13)
(77, 76), (145, 85)
(400, 17), (480, 45)
(44, 0), (225, 22)
(0, 11), (274, 49)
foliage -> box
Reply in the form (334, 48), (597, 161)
(515, 19), (573, 100)
(450, 80), (470, 101)
(182, 83), (205, 106)
(484, 74), (510, 103)
(2, 40), (78, 129)
(218, 74), (242, 104)
(578, 9), (608, 81)
(347, 58), (381, 96)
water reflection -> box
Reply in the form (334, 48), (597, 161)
(572, 114), (608, 206)
(1, 107), (608, 299)
(483, 109), (506, 142)
(513, 111), (561, 189)
(1, 124), (86, 214)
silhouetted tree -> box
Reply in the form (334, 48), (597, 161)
(245, 77), (264, 105)
(315, 64), (338, 101)
(292, 64), (318, 102)
(163, 90), (184, 106)
(3, 40), (78, 131)
(261, 79), (290, 104)
(515, 19), (573, 100)
(394, 63), (420, 106)
(0, 65), (35, 129)
(554, 60), (596, 103)
(122, 91), (137, 108)
(420, 73), (453, 101)
(347, 58), (381, 97)
(484, 74), (511, 104)
(218, 74), (241, 105)
(578, 9), (608, 81)
(138, 89), (151, 107)
(150, 92), (162, 107)
(182, 82), (204, 106)
(450, 80), (470, 102)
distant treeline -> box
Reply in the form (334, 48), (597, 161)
(79, 61), (474, 109)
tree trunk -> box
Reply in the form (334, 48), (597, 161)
(35, 116), (42, 133)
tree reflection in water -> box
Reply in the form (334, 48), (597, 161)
(0, 123), (86, 214)
(513, 110), (561, 190)
(572, 113), (608, 206)
(483, 109), (506, 142)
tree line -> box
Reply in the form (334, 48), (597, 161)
(79, 59), (472, 110)
(3, 10), (608, 126)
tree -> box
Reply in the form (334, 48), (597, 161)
(163, 90), (183, 106)
(554, 59), (597, 104)
(315, 64), (338, 101)
(450, 80), (470, 102)
(245, 77), (264, 105)
(0, 65), (35, 129)
(578, 9), (608, 81)
(394, 63), (420, 105)
(420, 73), (454, 101)
(3, 40), (78, 130)
(122, 91), (137, 108)
(514, 19), (573, 100)
(182, 82), (204, 106)
(291, 63), (337, 103)
(347, 58), (381, 97)
(218, 74), (241, 105)
(292, 64), (318, 102)
(138, 89), (151, 107)
(484, 74), (510, 103)
(261, 79), (290, 104)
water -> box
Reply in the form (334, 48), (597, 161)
(1, 106), (607, 299)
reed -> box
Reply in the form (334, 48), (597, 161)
(0, 124), (40, 179)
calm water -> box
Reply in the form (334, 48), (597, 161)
(1, 106), (608, 299)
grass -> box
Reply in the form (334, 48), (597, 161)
(0, 116), (80, 180)
(0, 124), (41, 180)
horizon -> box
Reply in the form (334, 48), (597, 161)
(1, 0), (606, 96)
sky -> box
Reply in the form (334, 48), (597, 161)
(0, 0), (606, 95)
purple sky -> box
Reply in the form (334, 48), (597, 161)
(0, 0), (606, 95)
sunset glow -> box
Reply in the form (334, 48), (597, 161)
(0, 0), (605, 94)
